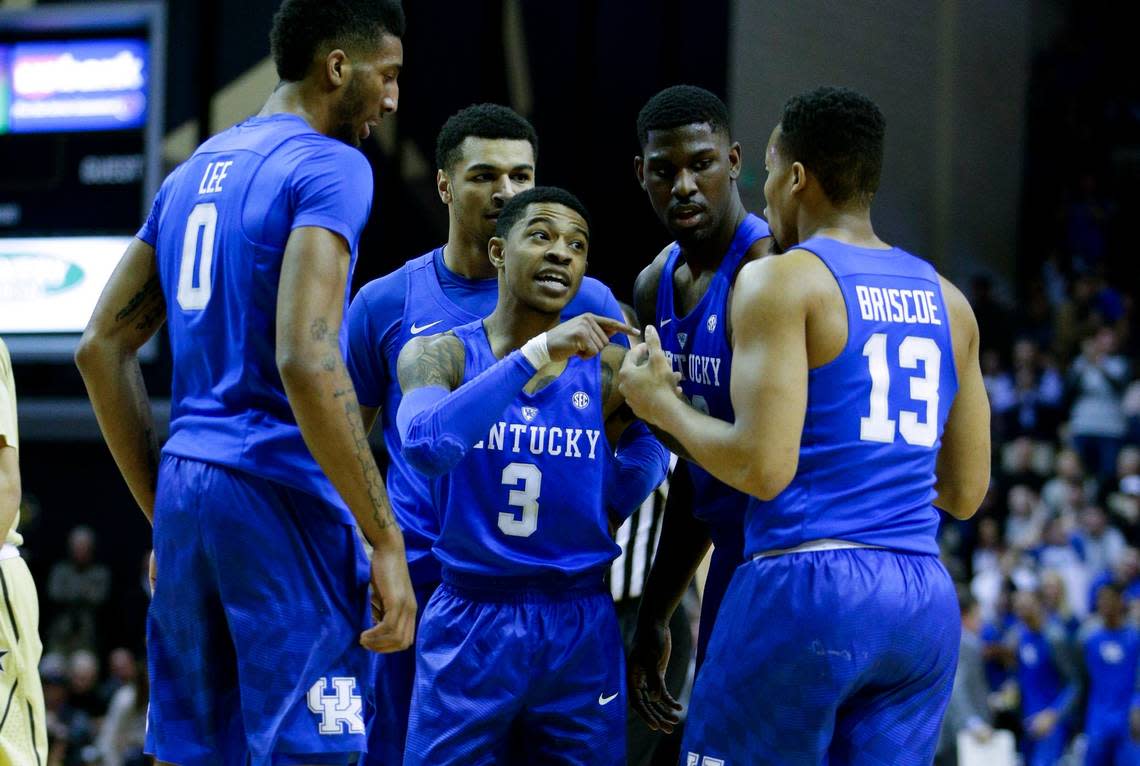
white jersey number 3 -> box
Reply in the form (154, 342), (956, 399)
(499, 462), (541, 537)
(177, 202), (218, 311)
(860, 333), (940, 447)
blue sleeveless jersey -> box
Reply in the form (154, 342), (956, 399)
(1083, 625), (1140, 731)
(428, 320), (618, 583)
(138, 113), (372, 513)
(346, 248), (626, 583)
(745, 237), (958, 557)
(655, 214), (769, 534)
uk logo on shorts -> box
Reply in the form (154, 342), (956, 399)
(307, 676), (365, 735)
(687, 754), (725, 766)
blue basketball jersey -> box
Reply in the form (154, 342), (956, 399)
(655, 214), (769, 531)
(427, 320), (618, 583)
(138, 113), (372, 512)
(745, 237), (958, 557)
(1016, 626), (1065, 717)
(1083, 625), (1140, 731)
(346, 248), (626, 584)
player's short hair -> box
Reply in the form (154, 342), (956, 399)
(636, 85), (731, 148)
(270, 0), (406, 82)
(1098, 582), (1124, 601)
(495, 187), (591, 240)
(777, 86), (885, 207)
(435, 104), (539, 172)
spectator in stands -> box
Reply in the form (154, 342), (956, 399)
(67, 649), (106, 721)
(1039, 570), (1080, 637)
(46, 525), (110, 655)
(1040, 448), (1091, 517)
(1066, 326), (1131, 487)
(1034, 518), (1090, 617)
(1104, 447), (1140, 544)
(1007, 485), (1049, 551)
(937, 588), (995, 766)
(96, 662), (148, 766)
(1075, 504), (1128, 577)
(42, 658), (93, 766)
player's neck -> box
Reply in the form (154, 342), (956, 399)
(259, 82), (329, 137)
(797, 206), (888, 250)
(484, 299), (561, 358)
(678, 197), (747, 274)
(442, 227), (497, 280)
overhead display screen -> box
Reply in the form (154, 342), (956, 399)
(0, 38), (148, 134)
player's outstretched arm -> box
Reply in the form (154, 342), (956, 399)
(277, 225), (414, 653)
(620, 254), (807, 500)
(396, 313), (638, 477)
(629, 460), (706, 733)
(933, 277), (990, 520)
(76, 239), (166, 522)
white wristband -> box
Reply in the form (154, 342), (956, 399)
(520, 332), (551, 369)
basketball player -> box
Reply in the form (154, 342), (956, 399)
(395, 187), (669, 765)
(620, 86), (990, 763)
(1080, 584), (1140, 766)
(346, 104), (627, 764)
(1, 339), (48, 765)
(625, 85), (773, 734)
(75, 2), (414, 763)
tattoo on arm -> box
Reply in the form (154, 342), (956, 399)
(115, 275), (165, 332)
(398, 334), (464, 392)
(310, 317), (398, 534)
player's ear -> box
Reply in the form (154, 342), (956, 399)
(437, 169), (452, 205)
(791, 161), (807, 194)
(325, 49), (349, 88)
(634, 156), (646, 190)
(728, 142), (742, 180)
(488, 237), (506, 270)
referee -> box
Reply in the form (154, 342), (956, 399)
(1, 338), (48, 764)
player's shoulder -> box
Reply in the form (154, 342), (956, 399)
(633, 243), (675, 296)
(353, 263), (413, 317)
(396, 330), (466, 385)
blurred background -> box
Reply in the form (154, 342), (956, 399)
(2, 0), (1138, 764)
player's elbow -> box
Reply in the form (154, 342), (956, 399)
(934, 478), (988, 521)
(74, 328), (117, 379)
(276, 344), (330, 388)
(740, 454), (797, 501)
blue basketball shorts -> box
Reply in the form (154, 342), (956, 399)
(145, 455), (374, 766)
(682, 548), (959, 766)
(403, 578), (626, 766)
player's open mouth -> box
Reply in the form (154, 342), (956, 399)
(534, 270), (570, 292)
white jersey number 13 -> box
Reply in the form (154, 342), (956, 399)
(860, 333), (940, 447)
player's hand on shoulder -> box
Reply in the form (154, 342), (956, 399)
(360, 547), (417, 653)
(546, 313), (638, 362)
(618, 325), (683, 426)
(627, 619), (682, 732)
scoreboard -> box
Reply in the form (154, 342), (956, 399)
(0, 2), (165, 360)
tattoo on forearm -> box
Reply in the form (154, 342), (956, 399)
(315, 319), (397, 532)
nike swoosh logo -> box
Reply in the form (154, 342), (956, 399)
(598, 692), (619, 706)
(660, 318), (672, 327)
(409, 320), (443, 335)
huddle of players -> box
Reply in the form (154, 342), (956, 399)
(74, 0), (993, 764)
